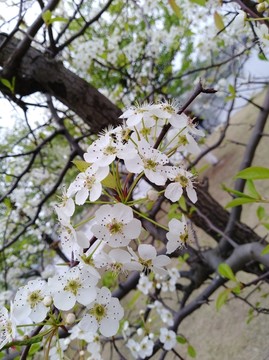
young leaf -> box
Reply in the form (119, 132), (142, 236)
(216, 289), (230, 311)
(257, 206), (265, 220)
(235, 166), (269, 180)
(42, 10), (52, 26)
(261, 244), (269, 256)
(187, 344), (197, 358)
(176, 335), (187, 344)
(72, 160), (90, 172)
(225, 197), (257, 208)
(261, 222), (269, 230)
(246, 179), (261, 199)
(101, 172), (117, 190)
(218, 263), (237, 282)
(214, 11), (225, 31)
(222, 184), (254, 198)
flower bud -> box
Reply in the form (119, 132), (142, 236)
(43, 296), (53, 307)
(65, 313), (76, 325)
(137, 328), (144, 336)
(147, 189), (159, 201)
(256, 2), (267, 12)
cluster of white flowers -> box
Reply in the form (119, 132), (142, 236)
(0, 102), (203, 357)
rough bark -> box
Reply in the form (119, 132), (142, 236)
(0, 34), (122, 132)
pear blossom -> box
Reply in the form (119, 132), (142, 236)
(13, 279), (48, 323)
(0, 305), (16, 349)
(168, 128), (201, 155)
(92, 203), (142, 247)
(137, 273), (153, 295)
(166, 217), (189, 254)
(124, 139), (169, 185)
(165, 167), (197, 203)
(55, 207), (90, 258)
(138, 336), (154, 359)
(127, 338), (141, 358)
(84, 131), (136, 167)
(148, 300), (174, 326)
(67, 164), (109, 204)
(127, 244), (171, 275)
(120, 103), (168, 127)
(99, 248), (134, 274)
(159, 327), (176, 350)
(56, 187), (75, 217)
(78, 287), (124, 337)
(48, 267), (98, 311)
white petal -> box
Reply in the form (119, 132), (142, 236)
(75, 188), (89, 205)
(77, 287), (97, 306)
(165, 183), (182, 202)
(100, 318), (119, 337)
(123, 219), (142, 238)
(186, 185), (197, 203)
(138, 244), (156, 260)
(153, 255), (171, 267)
(53, 292), (76, 311)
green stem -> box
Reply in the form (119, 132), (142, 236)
(132, 208), (169, 231)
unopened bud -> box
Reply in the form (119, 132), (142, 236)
(147, 189), (159, 201)
(256, 2), (267, 12)
(137, 328), (144, 336)
(43, 296), (53, 307)
(65, 313), (76, 325)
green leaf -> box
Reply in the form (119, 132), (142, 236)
(72, 160), (90, 172)
(216, 289), (230, 311)
(50, 16), (68, 24)
(257, 206), (265, 220)
(29, 343), (41, 356)
(261, 244), (269, 255)
(246, 179), (261, 199)
(235, 166), (269, 180)
(42, 10), (52, 25)
(101, 172), (117, 190)
(190, 0), (206, 5)
(261, 222), (269, 230)
(214, 11), (225, 31)
(168, 0), (181, 18)
(176, 335), (187, 344)
(228, 84), (236, 99)
(225, 197), (257, 208)
(218, 263), (237, 282)
(222, 184), (254, 198)
(187, 344), (197, 358)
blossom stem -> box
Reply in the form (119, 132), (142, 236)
(132, 208), (169, 231)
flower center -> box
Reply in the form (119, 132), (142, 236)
(64, 278), (82, 296)
(90, 303), (107, 321)
(27, 290), (43, 309)
(103, 144), (117, 155)
(107, 219), (123, 234)
(85, 175), (96, 189)
(161, 104), (174, 114)
(178, 135), (188, 146)
(175, 175), (188, 188)
(143, 158), (157, 170)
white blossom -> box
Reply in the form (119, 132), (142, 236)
(48, 267), (98, 311)
(165, 167), (197, 203)
(79, 287), (124, 337)
(0, 305), (16, 349)
(127, 244), (171, 275)
(159, 327), (176, 350)
(166, 217), (189, 254)
(92, 203), (142, 247)
(67, 164), (109, 204)
(13, 279), (48, 323)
